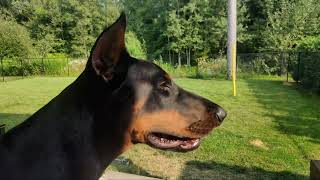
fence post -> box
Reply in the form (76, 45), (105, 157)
(287, 53), (290, 82)
(20, 59), (23, 79)
(297, 52), (301, 83)
(67, 57), (70, 76)
(1, 58), (4, 82)
(280, 51), (285, 76)
(41, 57), (45, 75)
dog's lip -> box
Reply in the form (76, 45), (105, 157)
(145, 132), (201, 152)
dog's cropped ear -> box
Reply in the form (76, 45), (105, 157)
(91, 13), (127, 81)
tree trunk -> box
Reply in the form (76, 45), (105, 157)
(185, 49), (188, 66)
(178, 52), (181, 67)
(168, 37), (172, 64)
(172, 52), (175, 65)
(188, 48), (191, 66)
(1, 57), (4, 82)
(169, 50), (172, 64)
(188, 49), (191, 66)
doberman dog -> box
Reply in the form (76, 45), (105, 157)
(0, 13), (226, 180)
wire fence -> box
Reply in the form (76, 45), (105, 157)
(238, 51), (319, 79)
(237, 51), (320, 93)
(0, 57), (87, 82)
(1, 52), (320, 92)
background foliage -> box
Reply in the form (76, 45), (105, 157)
(0, 0), (320, 92)
(1, 0), (319, 60)
(0, 19), (34, 59)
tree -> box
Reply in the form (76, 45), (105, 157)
(180, 1), (203, 66)
(121, 0), (171, 59)
(0, 19), (34, 59)
(166, 10), (184, 66)
(264, 0), (310, 50)
(125, 31), (147, 59)
(2, 0), (320, 60)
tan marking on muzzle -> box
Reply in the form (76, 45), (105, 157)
(187, 120), (218, 135)
(164, 73), (172, 81)
(133, 99), (146, 114)
(130, 110), (200, 142)
(132, 83), (152, 114)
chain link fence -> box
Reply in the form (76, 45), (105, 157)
(237, 51), (320, 92)
(0, 57), (87, 82)
(1, 53), (320, 93)
(237, 52), (290, 80)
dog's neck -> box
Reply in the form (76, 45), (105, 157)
(66, 68), (133, 167)
(0, 68), (132, 179)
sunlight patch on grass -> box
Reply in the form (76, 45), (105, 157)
(0, 77), (319, 179)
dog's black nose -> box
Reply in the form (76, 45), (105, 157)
(216, 107), (227, 122)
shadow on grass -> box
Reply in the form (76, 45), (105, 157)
(245, 80), (320, 143)
(0, 113), (30, 132)
(108, 157), (162, 179)
(180, 160), (307, 180)
(245, 79), (320, 162)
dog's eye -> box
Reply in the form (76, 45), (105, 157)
(158, 80), (171, 94)
(159, 81), (170, 89)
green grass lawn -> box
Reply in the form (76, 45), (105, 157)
(0, 77), (319, 179)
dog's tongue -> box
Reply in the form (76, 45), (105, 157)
(179, 139), (200, 150)
(147, 133), (200, 151)
(148, 134), (181, 148)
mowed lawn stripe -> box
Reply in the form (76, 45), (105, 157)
(0, 77), (319, 179)
(0, 77), (75, 129)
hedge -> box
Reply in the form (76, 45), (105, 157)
(292, 52), (320, 94)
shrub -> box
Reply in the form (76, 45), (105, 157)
(67, 58), (87, 76)
(196, 56), (227, 78)
(0, 19), (34, 59)
(237, 53), (282, 75)
(154, 56), (228, 79)
(1, 58), (85, 76)
(125, 31), (147, 59)
(153, 60), (197, 78)
(292, 52), (320, 93)
(298, 35), (320, 50)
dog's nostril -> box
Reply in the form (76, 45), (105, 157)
(216, 107), (227, 123)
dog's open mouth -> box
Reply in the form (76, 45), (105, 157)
(146, 132), (200, 152)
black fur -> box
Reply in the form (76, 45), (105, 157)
(0, 13), (226, 180)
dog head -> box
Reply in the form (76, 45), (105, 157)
(87, 13), (226, 152)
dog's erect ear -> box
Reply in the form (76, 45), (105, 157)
(91, 13), (127, 81)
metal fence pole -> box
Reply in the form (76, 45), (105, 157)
(42, 57), (45, 75)
(1, 58), (4, 82)
(67, 58), (70, 76)
(227, 0), (237, 80)
(297, 52), (301, 83)
(20, 59), (23, 79)
(280, 51), (284, 76)
(287, 53), (290, 82)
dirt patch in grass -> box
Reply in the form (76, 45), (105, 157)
(250, 139), (269, 150)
